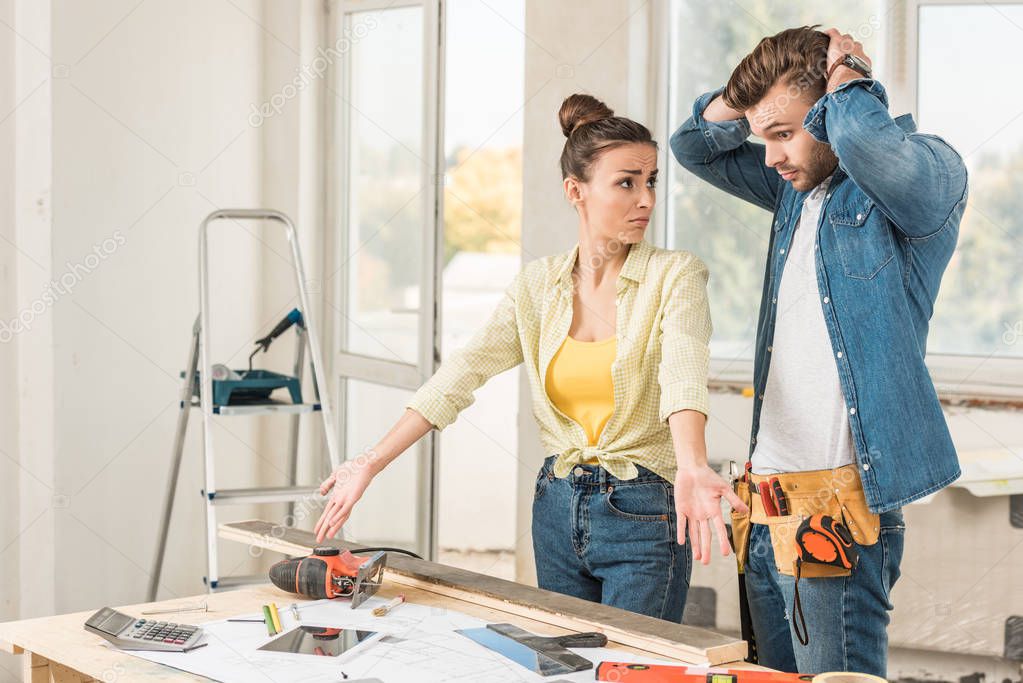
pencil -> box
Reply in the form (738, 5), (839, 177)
(261, 604), (276, 636)
(269, 602), (283, 633)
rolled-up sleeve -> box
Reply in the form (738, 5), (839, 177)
(803, 79), (968, 238)
(406, 273), (524, 430)
(657, 256), (712, 421)
(670, 87), (781, 213)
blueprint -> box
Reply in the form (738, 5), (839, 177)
(114, 595), (700, 682)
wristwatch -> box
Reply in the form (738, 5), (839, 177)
(827, 53), (872, 80)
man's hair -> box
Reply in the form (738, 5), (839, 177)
(722, 25), (830, 112)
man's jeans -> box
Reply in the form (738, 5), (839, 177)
(745, 509), (906, 674)
(531, 455), (691, 622)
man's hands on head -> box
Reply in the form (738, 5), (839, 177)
(824, 27), (872, 93)
(702, 94), (745, 123)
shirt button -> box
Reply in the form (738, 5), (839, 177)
(849, 407), (856, 415)
(836, 351), (843, 358)
(779, 248), (786, 255)
(863, 463), (870, 471)
(856, 213), (863, 221)
(573, 467), (584, 476)
(823, 296), (830, 304)
(772, 298), (777, 304)
(767, 346), (773, 353)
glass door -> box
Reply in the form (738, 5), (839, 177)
(328, 0), (443, 558)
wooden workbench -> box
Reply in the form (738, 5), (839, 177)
(0, 521), (765, 681)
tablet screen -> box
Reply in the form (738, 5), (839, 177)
(256, 626), (379, 657)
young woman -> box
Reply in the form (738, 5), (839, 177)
(314, 94), (745, 622)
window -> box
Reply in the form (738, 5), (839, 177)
(918, 3), (1023, 361)
(341, 6), (424, 366)
(328, 1), (440, 557)
(437, 0), (524, 579)
(328, 0), (525, 563)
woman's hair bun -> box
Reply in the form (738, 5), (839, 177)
(558, 94), (614, 137)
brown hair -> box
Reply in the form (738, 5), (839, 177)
(722, 25), (830, 112)
(558, 94), (655, 181)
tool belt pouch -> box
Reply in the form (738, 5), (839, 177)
(754, 465), (881, 577)
(731, 480), (753, 573)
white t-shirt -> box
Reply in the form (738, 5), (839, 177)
(751, 176), (857, 474)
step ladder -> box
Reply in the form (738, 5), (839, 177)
(148, 209), (341, 600)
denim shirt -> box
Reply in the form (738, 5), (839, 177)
(670, 79), (969, 513)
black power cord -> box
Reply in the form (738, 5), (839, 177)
(349, 546), (423, 560)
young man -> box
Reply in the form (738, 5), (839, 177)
(670, 26), (967, 675)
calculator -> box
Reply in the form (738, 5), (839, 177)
(84, 607), (204, 651)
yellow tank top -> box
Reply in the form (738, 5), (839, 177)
(544, 335), (616, 447)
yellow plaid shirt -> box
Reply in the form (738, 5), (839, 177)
(406, 239), (712, 482)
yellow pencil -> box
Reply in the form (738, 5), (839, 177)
(269, 602), (283, 633)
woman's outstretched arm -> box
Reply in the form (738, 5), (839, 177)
(314, 271), (526, 541)
(314, 408), (433, 542)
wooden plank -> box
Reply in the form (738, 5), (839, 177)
(48, 662), (88, 683)
(22, 652), (49, 683)
(219, 519), (749, 666)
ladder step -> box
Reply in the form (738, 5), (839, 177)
(179, 400), (322, 415)
(208, 486), (321, 505)
(214, 402), (321, 416)
(206, 574), (269, 590)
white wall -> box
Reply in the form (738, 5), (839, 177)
(10, 0), (58, 632)
(0, 0), (28, 638)
(0, 7), (329, 666)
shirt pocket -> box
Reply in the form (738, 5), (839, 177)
(829, 195), (895, 280)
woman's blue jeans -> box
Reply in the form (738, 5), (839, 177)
(531, 455), (691, 622)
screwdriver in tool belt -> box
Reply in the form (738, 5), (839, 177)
(769, 477), (790, 516)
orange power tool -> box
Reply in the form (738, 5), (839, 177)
(596, 663), (882, 682)
(269, 546), (386, 608)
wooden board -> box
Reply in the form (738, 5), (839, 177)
(219, 519), (750, 666)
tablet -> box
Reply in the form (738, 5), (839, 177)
(256, 626), (380, 658)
